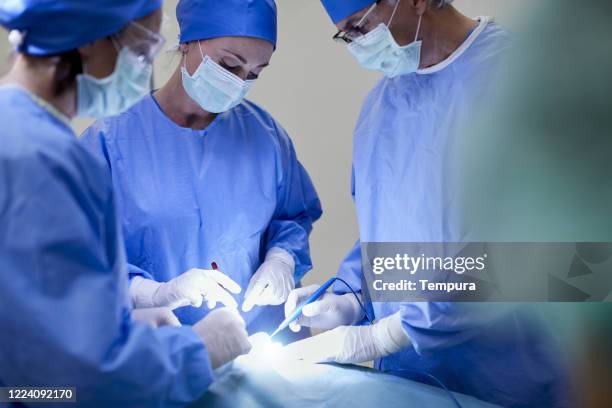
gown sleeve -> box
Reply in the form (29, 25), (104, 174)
(0, 145), (213, 406)
(265, 124), (322, 282)
(332, 165), (512, 345)
(80, 121), (154, 281)
(334, 165), (363, 293)
(398, 302), (515, 354)
(334, 240), (363, 293)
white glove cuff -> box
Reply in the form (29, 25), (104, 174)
(129, 277), (163, 308)
(372, 312), (411, 356)
(265, 247), (296, 270)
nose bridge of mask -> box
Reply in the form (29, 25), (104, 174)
(80, 40), (147, 87)
(186, 41), (247, 99)
(204, 57), (248, 95)
(80, 52), (122, 86)
(355, 23), (387, 47)
(119, 48), (153, 92)
(349, 0), (402, 51)
(347, 23), (389, 61)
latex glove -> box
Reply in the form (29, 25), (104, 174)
(242, 248), (295, 312)
(131, 307), (181, 328)
(130, 269), (241, 310)
(284, 284), (364, 332)
(192, 308), (252, 369)
(283, 312), (410, 364)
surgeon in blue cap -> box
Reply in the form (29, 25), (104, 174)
(0, 1), (249, 406)
(284, 1), (571, 407)
(81, 0), (322, 339)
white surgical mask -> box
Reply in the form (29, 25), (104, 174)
(181, 41), (253, 113)
(77, 45), (152, 118)
(347, 1), (423, 78)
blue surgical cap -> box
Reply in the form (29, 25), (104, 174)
(320, 0), (376, 24)
(177, 0), (277, 47)
(0, 0), (161, 56)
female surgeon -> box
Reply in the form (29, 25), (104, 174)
(81, 0), (322, 336)
(0, 1), (251, 406)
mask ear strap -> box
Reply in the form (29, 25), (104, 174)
(183, 40), (206, 72)
(110, 36), (121, 53)
(388, 0), (401, 26)
(356, 1), (378, 28)
(197, 40), (205, 59)
(414, 14), (423, 42)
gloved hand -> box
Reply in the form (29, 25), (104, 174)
(192, 308), (252, 369)
(131, 307), (181, 328)
(282, 312), (411, 364)
(130, 269), (241, 311)
(242, 248), (295, 312)
(284, 284), (364, 332)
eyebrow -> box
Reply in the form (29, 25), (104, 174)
(221, 49), (247, 64)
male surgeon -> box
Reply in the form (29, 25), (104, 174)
(284, 1), (570, 407)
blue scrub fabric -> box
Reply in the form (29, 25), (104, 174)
(81, 94), (322, 333)
(319, 0), (376, 24)
(192, 360), (502, 408)
(0, 0), (161, 56)
(0, 86), (212, 407)
(177, 0), (277, 47)
(334, 22), (571, 408)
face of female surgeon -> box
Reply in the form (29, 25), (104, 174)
(182, 36), (274, 81)
(80, 9), (163, 79)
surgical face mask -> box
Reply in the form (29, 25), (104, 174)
(77, 45), (152, 118)
(347, 2), (423, 78)
(181, 41), (254, 114)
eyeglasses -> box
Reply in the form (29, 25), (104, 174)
(332, 1), (379, 44)
(113, 21), (166, 65)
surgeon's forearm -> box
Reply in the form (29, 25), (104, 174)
(397, 303), (517, 354)
(268, 155), (322, 282)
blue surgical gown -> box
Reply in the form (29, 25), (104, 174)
(335, 21), (570, 408)
(0, 86), (212, 406)
(81, 95), (322, 332)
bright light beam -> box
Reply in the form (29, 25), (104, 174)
(236, 332), (285, 366)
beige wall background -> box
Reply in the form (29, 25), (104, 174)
(0, 1), (532, 286)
